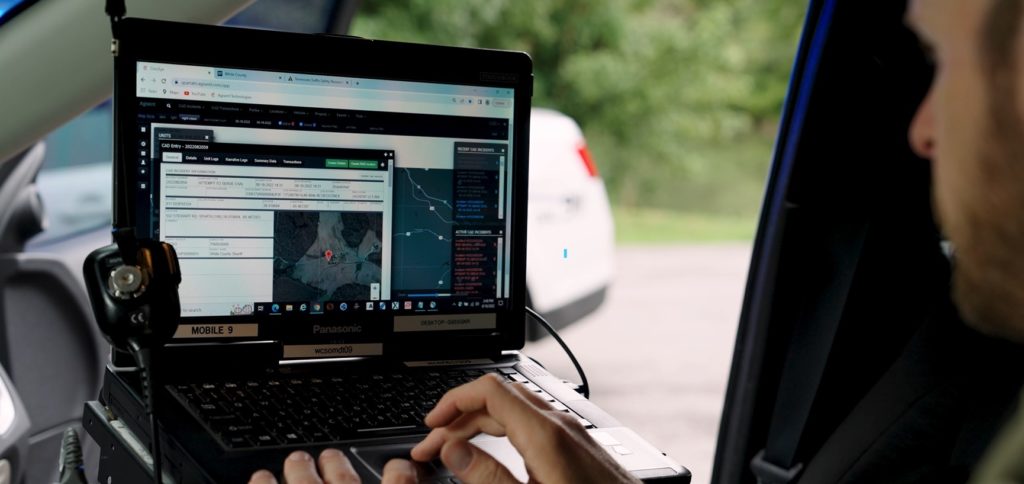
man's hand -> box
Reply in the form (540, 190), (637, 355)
(248, 449), (417, 484)
(411, 373), (639, 484)
(250, 374), (637, 484)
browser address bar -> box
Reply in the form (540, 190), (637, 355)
(173, 78), (468, 106)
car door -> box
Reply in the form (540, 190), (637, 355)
(709, 0), (1024, 482)
(0, 363), (30, 484)
(0, 143), (107, 484)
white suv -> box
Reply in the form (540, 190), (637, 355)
(524, 108), (615, 338)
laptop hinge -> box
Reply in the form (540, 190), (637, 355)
(151, 342), (281, 379)
(750, 450), (804, 484)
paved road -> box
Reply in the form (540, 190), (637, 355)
(524, 244), (752, 484)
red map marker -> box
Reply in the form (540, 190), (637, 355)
(324, 249), (333, 261)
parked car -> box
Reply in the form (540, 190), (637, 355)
(525, 108), (615, 339)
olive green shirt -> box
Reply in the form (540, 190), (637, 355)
(971, 393), (1024, 483)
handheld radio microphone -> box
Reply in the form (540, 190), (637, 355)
(83, 227), (181, 353)
(83, 227), (180, 484)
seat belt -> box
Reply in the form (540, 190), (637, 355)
(750, 220), (868, 484)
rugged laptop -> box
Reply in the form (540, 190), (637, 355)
(95, 18), (689, 483)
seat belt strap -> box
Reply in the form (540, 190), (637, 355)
(750, 218), (868, 484)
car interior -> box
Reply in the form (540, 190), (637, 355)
(0, 4), (253, 482)
(713, 0), (1024, 483)
(1, 0), (1023, 483)
(0, 144), (107, 483)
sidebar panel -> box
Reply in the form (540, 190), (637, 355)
(451, 143), (506, 305)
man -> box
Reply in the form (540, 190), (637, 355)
(906, 0), (1024, 482)
(252, 0), (1024, 482)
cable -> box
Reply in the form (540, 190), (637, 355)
(58, 428), (87, 484)
(526, 307), (590, 399)
(104, 0), (132, 233)
(129, 343), (163, 484)
(103, 3), (162, 483)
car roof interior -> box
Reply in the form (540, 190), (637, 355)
(713, 0), (1024, 482)
(0, 0), (252, 165)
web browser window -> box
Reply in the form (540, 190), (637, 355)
(133, 62), (515, 329)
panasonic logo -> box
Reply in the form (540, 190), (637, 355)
(313, 325), (363, 334)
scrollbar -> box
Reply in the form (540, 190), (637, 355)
(498, 155), (505, 219)
(496, 237), (503, 298)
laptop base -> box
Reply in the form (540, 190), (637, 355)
(85, 352), (690, 483)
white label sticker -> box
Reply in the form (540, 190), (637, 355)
(173, 324), (259, 338)
(282, 343), (384, 358)
(393, 313), (497, 332)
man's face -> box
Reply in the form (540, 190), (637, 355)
(908, 0), (1024, 342)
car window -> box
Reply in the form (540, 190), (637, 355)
(348, 4), (803, 483)
(30, 0), (345, 244)
(41, 101), (113, 171)
(225, 0), (337, 32)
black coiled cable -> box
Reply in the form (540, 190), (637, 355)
(58, 428), (87, 484)
(526, 307), (590, 399)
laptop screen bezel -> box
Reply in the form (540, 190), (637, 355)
(113, 18), (532, 360)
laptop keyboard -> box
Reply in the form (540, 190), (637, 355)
(168, 368), (557, 449)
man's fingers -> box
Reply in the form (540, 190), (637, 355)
(423, 374), (581, 474)
(510, 382), (553, 410)
(283, 450), (324, 484)
(440, 440), (520, 484)
(411, 410), (505, 461)
(425, 374), (547, 435)
(249, 469), (278, 484)
(380, 459), (418, 484)
(424, 374), (506, 426)
(317, 449), (360, 484)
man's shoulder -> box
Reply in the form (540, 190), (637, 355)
(971, 392), (1024, 483)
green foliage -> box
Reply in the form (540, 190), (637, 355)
(613, 206), (757, 244)
(353, 0), (807, 216)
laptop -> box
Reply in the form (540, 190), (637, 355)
(100, 18), (689, 483)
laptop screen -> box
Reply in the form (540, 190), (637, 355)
(130, 61), (517, 354)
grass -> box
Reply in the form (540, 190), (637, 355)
(613, 206), (758, 244)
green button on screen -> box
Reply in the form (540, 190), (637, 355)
(348, 159), (379, 169)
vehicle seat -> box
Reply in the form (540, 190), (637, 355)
(797, 303), (1024, 483)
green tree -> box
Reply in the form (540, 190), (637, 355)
(353, 0), (806, 216)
